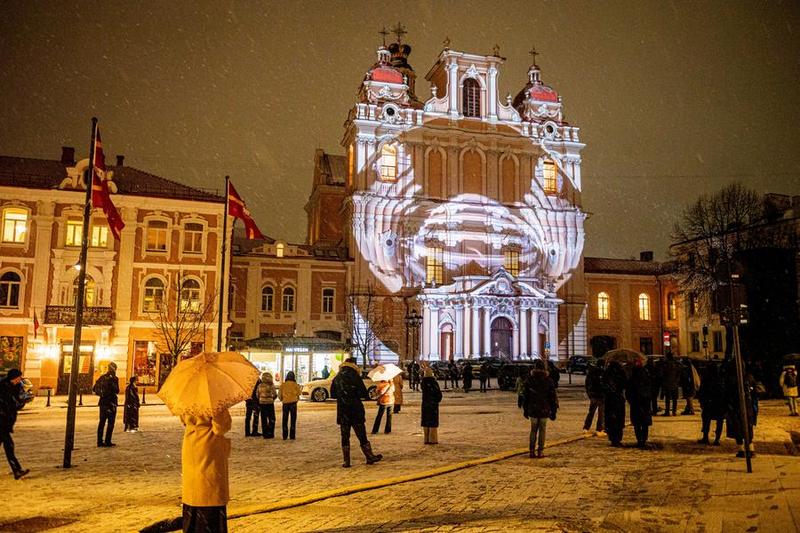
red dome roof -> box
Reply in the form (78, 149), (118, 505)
(528, 83), (558, 103)
(369, 66), (403, 84)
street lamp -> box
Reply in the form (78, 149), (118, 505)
(404, 309), (423, 363)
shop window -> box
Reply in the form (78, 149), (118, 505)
(639, 337), (653, 355)
(543, 160), (557, 194)
(462, 78), (480, 117)
(142, 277), (165, 312)
(261, 286), (274, 311)
(667, 292), (677, 320)
(379, 144), (397, 182)
(282, 286), (295, 312)
(133, 340), (157, 386)
(503, 249), (520, 277)
(638, 293), (651, 321)
(1, 208), (27, 244)
(183, 222), (204, 254)
(713, 331), (723, 352)
(597, 292), (610, 320)
(0, 271), (21, 308)
(146, 220), (169, 252)
(690, 332), (700, 352)
(322, 288), (335, 314)
(179, 278), (201, 312)
(426, 246), (444, 285)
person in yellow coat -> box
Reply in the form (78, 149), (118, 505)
(181, 409), (231, 533)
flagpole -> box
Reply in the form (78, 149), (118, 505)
(63, 117), (97, 468)
(217, 176), (230, 351)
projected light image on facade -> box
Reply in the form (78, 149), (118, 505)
(344, 39), (587, 363)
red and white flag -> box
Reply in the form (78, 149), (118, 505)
(91, 128), (125, 239)
(227, 181), (265, 240)
(33, 310), (40, 339)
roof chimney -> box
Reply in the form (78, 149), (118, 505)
(60, 146), (75, 166)
(640, 251), (654, 262)
(116, 154), (125, 167)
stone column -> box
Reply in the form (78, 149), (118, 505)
(548, 308), (559, 361)
(429, 306), (440, 360)
(463, 302), (471, 358)
(422, 305), (431, 358)
(454, 304), (464, 358)
(487, 65), (498, 121)
(471, 306), (480, 358)
(519, 307), (528, 357)
(447, 62), (459, 116)
(530, 308), (539, 358)
(482, 306), (491, 356)
(512, 322), (520, 359)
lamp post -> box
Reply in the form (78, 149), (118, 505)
(404, 309), (422, 363)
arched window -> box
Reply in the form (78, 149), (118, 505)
(462, 78), (480, 117)
(0, 271), (21, 308)
(543, 160), (557, 194)
(379, 144), (397, 182)
(1, 208), (27, 243)
(73, 275), (96, 307)
(597, 292), (610, 320)
(638, 293), (651, 321)
(667, 292), (677, 320)
(261, 286), (274, 312)
(282, 286), (295, 312)
(322, 288), (335, 314)
(179, 278), (201, 312)
(275, 243), (284, 258)
(142, 277), (165, 312)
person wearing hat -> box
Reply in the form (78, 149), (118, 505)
(93, 361), (120, 447)
(0, 368), (29, 479)
(779, 364), (798, 416)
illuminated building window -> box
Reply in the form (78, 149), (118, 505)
(183, 222), (204, 254)
(142, 277), (165, 312)
(380, 144), (397, 182)
(638, 293), (651, 320)
(543, 160), (557, 194)
(179, 278), (201, 313)
(91, 225), (108, 248)
(597, 292), (610, 320)
(261, 286), (274, 312)
(322, 288), (335, 314)
(73, 275), (96, 307)
(1, 208), (27, 243)
(0, 271), (21, 308)
(667, 292), (677, 320)
(426, 247), (444, 285)
(503, 250), (520, 276)
(65, 219), (82, 247)
(276, 243), (284, 257)
(689, 292), (699, 315)
(462, 78), (480, 118)
(282, 286), (295, 312)
(146, 220), (169, 252)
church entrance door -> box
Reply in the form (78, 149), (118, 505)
(490, 317), (513, 359)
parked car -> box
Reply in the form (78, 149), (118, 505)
(0, 371), (35, 408)
(428, 360), (451, 380)
(497, 362), (537, 390)
(566, 355), (593, 374)
(300, 370), (377, 402)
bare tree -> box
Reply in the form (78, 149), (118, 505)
(150, 271), (217, 371)
(346, 282), (390, 369)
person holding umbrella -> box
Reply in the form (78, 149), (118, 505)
(331, 357), (383, 468)
(158, 351), (261, 533)
(371, 378), (395, 434)
(603, 360), (628, 447)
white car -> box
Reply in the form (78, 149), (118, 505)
(301, 372), (378, 402)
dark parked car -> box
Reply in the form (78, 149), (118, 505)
(566, 355), (592, 374)
(428, 360), (451, 380)
(497, 362), (537, 390)
(0, 370), (35, 408)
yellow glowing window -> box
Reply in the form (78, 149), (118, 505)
(380, 144), (397, 182)
(142, 277), (165, 312)
(146, 220), (168, 251)
(91, 225), (108, 248)
(426, 247), (444, 285)
(65, 219), (83, 246)
(597, 292), (610, 320)
(73, 276), (96, 307)
(1, 208), (27, 243)
(638, 293), (651, 321)
(179, 278), (201, 313)
(543, 161), (557, 194)
(183, 222), (204, 253)
(667, 292), (677, 320)
(504, 250), (520, 276)
(276, 243), (284, 257)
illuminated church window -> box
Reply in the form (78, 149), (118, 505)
(543, 160), (557, 194)
(638, 293), (651, 321)
(463, 78), (480, 118)
(380, 144), (397, 182)
(426, 246), (444, 285)
(597, 292), (610, 320)
(503, 250), (520, 276)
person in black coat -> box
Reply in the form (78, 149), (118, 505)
(420, 368), (442, 444)
(626, 361), (653, 448)
(522, 360), (558, 458)
(330, 358), (382, 467)
(479, 362), (489, 392)
(661, 353), (681, 416)
(123, 376), (140, 432)
(0, 369), (29, 479)
(448, 359), (459, 390)
(645, 357), (662, 415)
(583, 359), (605, 435)
(697, 363), (725, 445)
(244, 378), (261, 437)
(680, 360), (698, 415)
(462, 363), (473, 393)
(93, 362), (120, 447)
(603, 361), (627, 447)
(723, 358), (756, 458)
(547, 360), (561, 389)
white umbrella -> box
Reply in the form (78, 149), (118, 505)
(368, 363), (402, 381)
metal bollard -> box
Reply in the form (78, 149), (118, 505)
(46, 388), (51, 407)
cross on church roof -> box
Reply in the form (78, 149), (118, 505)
(391, 22), (407, 43)
(378, 26), (389, 47)
(529, 46), (540, 65)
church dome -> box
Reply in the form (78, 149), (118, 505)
(513, 63), (563, 123)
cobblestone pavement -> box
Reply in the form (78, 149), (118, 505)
(3, 378), (799, 532)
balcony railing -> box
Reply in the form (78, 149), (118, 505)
(44, 305), (114, 326)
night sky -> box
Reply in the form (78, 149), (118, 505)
(1, 1), (798, 259)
